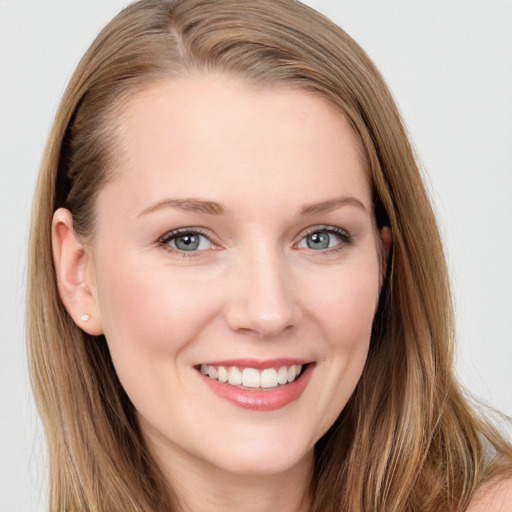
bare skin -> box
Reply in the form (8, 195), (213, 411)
(52, 74), (512, 512)
(53, 73), (390, 511)
(466, 476), (512, 512)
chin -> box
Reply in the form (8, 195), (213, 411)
(212, 447), (311, 478)
(195, 426), (315, 478)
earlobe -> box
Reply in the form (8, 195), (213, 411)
(52, 208), (103, 335)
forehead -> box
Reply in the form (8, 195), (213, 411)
(104, 74), (371, 214)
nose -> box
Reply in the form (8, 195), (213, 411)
(225, 249), (302, 338)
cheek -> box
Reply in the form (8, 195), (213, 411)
(295, 260), (380, 439)
(332, 282), (377, 347)
(304, 262), (380, 348)
(94, 255), (221, 361)
(93, 255), (227, 423)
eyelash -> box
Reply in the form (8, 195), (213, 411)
(296, 226), (354, 254)
(157, 227), (216, 257)
(157, 225), (354, 257)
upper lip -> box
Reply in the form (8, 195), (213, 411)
(196, 358), (313, 369)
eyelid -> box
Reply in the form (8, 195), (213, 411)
(157, 227), (220, 255)
(295, 225), (353, 251)
(156, 225), (353, 256)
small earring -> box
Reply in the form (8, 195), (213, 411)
(81, 314), (90, 321)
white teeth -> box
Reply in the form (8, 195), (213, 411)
(242, 368), (260, 388)
(208, 365), (218, 380)
(228, 367), (242, 385)
(277, 366), (289, 385)
(200, 364), (305, 388)
(260, 368), (278, 388)
(288, 365), (302, 382)
(287, 365), (297, 382)
(217, 366), (228, 383)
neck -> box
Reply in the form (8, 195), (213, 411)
(144, 428), (314, 512)
(173, 461), (312, 512)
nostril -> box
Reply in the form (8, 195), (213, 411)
(226, 302), (302, 339)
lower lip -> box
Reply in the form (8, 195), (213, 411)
(198, 364), (314, 411)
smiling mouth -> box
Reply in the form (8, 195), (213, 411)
(195, 361), (315, 410)
(196, 363), (308, 390)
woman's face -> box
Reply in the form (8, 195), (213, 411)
(86, 75), (387, 478)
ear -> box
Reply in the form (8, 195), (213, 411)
(52, 208), (103, 335)
(379, 226), (392, 287)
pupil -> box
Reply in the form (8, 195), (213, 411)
(307, 231), (329, 249)
(176, 234), (199, 251)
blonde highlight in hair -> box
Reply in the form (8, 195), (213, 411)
(27, 1), (512, 510)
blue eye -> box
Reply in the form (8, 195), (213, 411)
(297, 228), (350, 251)
(160, 230), (212, 252)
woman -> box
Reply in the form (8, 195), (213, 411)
(27, 0), (512, 510)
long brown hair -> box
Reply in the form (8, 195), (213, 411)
(27, 1), (512, 510)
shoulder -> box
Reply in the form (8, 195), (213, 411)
(465, 476), (512, 512)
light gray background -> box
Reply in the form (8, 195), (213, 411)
(1, 1), (511, 510)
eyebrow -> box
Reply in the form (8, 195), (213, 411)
(300, 196), (368, 216)
(137, 198), (227, 217)
(137, 195), (367, 218)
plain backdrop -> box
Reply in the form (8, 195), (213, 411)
(1, 1), (511, 510)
